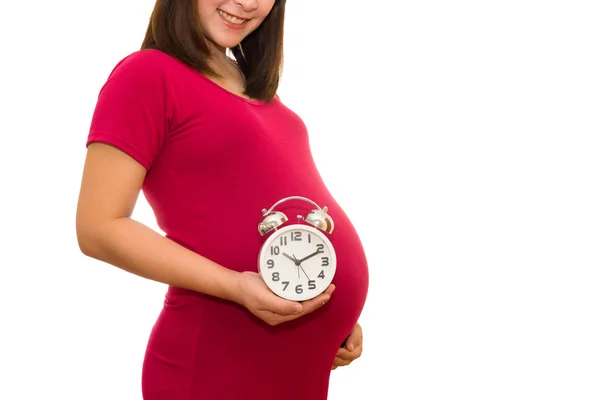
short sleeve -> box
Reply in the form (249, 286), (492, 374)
(86, 50), (173, 170)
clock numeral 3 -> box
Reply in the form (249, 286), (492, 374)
(321, 257), (329, 266)
(272, 272), (280, 281)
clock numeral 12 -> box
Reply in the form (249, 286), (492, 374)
(291, 231), (302, 241)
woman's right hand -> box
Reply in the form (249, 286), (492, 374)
(235, 271), (335, 326)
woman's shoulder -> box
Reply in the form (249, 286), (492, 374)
(110, 49), (179, 74)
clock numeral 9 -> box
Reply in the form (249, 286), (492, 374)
(267, 259), (274, 269)
(270, 246), (280, 256)
(321, 257), (329, 266)
(281, 281), (289, 291)
(291, 231), (302, 241)
(308, 280), (316, 290)
(295, 284), (303, 294)
(272, 272), (280, 281)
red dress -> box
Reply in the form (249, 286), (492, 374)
(86, 49), (369, 400)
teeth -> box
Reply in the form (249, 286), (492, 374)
(218, 9), (247, 24)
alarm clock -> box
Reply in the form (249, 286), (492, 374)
(257, 196), (337, 301)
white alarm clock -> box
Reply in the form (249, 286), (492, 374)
(257, 196), (337, 301)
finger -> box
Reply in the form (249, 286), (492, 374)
(336, 344), (362, 360)
(333, 356), (352, 367)
(299, 285), (336, 312)
(263, 284), (335, 322)
(256, 288), (305, 316)
(322, 284), (336, 296)
(336, 348), (356, 360)
(331, 365), (338, 370)
(345, 323), (363, 352)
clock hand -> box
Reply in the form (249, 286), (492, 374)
(299, 265), (311, 281)
(292, 254), (300, 279)
(297, 249), (324, 264)
(282, 252), (299, 265)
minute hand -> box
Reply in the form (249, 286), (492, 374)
(297, 249), (324, 264)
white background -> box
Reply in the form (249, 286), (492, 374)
(1, 0), (599, 399)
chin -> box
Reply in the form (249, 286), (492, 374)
(204, 30), (247, 50)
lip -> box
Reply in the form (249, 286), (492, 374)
(217, 9), (249, 30)
(218, 9), (250, 21)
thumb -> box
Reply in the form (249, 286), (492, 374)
(272, 296), (303, 315)
(345, 327), (361, 351)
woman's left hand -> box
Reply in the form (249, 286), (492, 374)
(332, 322), (363, 370)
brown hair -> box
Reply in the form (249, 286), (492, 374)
(141, 0), (286, 103)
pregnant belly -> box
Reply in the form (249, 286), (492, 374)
(161, 197), (369, 351)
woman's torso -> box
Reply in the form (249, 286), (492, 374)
(139, 49), (369, 399)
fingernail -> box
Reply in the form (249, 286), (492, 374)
(347, 343), (354, 351)
(293, 304), (303, 313)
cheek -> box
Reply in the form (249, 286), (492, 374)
(258, 1), (277, 21)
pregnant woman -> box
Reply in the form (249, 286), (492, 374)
(76, 1), (369, 399)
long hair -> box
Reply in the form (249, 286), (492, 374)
(141, 0), (286, 102)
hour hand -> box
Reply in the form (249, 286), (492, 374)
(282, 252), (298, 265)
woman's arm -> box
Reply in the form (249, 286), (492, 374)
(76, 143), (334, 324)
(76, 142), (240, 300)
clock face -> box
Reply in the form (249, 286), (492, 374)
(258, 224), (337, 301)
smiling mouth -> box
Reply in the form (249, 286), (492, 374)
(217, 9), (248, 25)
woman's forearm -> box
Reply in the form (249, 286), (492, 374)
(78, 217), (241, 302)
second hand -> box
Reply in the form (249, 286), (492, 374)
(292, 254), (311, 280)
(292, 254), (300, 279)
(299, 265), (311, 280)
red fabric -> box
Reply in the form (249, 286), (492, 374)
(87, 49), (369, 400)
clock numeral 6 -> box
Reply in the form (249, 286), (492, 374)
(295, 284), (303, 294)
(267, 259), (274, 269)
(308, 280), (316, 290)
(272, 272), (280, 281)
(321, 257), (329, 266)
